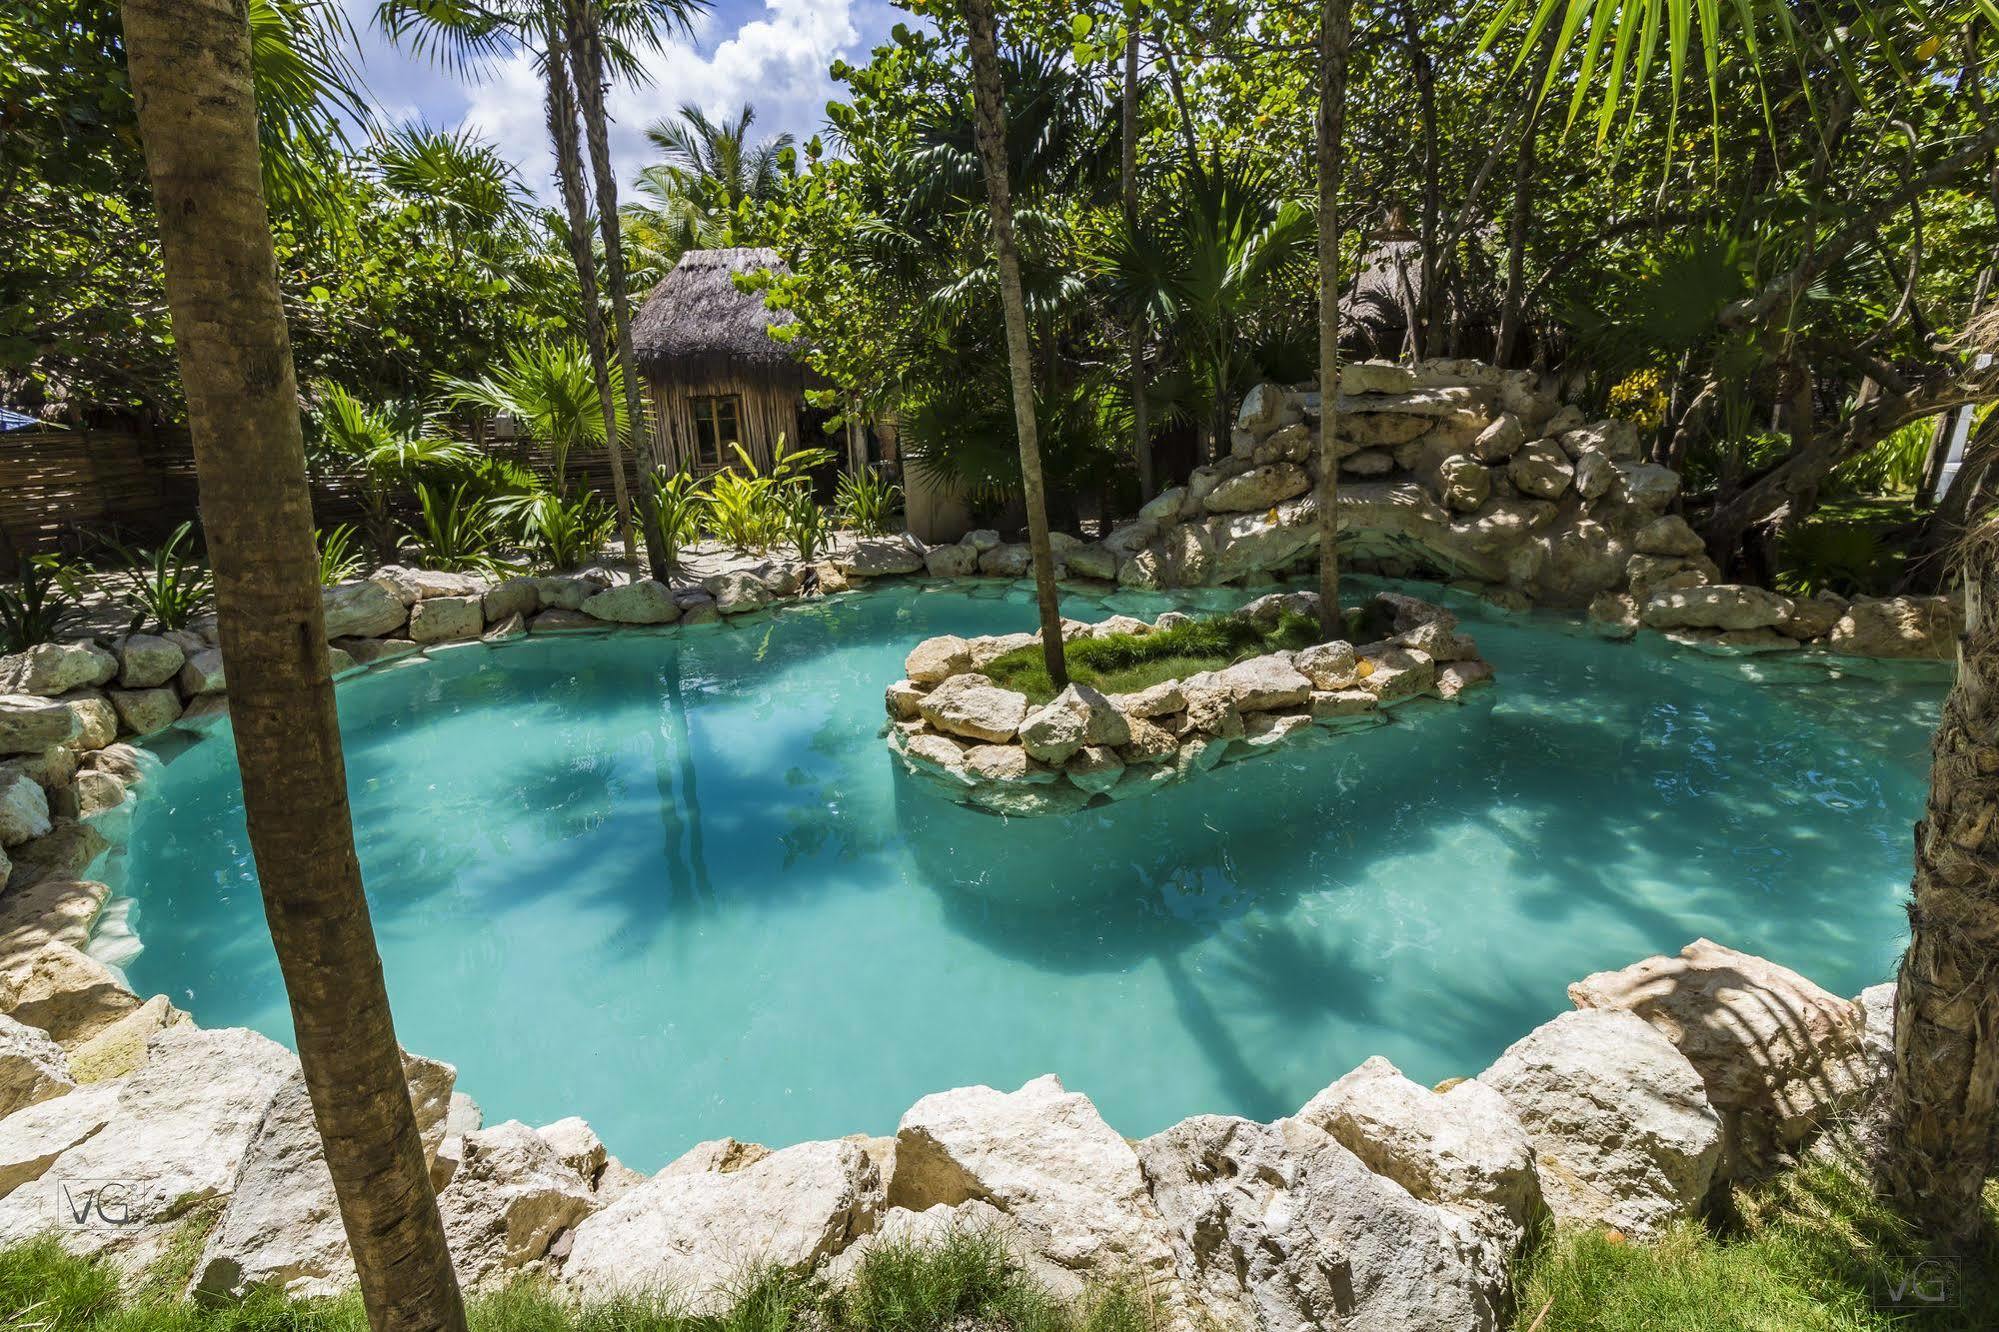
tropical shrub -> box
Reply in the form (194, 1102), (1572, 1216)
(312, 384), (470, 558)
(439, 341), (620, 492)
(0, 557), (81, 653)
(504, 490), (618, 571)
(405, 483), (505, 574)
(706, 466), (780, 553)
(107, 521), (213, 633)
(316, 523), (367, 586)
(834, 467), (903, 536)
(641, 469), (708, 576)
(786, 489), (833, 562)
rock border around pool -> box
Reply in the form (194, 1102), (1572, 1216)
(0, 933), (1895, 1332)
(883, 590), (1495, 816)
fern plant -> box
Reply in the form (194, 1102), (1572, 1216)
(786, 489), (833, 563)
(0, 557), (82, 653)
(108, 522), (214, 632)
(502, 490), (617, 570)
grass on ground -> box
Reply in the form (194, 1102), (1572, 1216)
(0, 1225), (1157, 1332)
(1511, 1153), (1999, 1332)
(982, 609), (1332, 704)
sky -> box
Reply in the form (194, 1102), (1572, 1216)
(336, 0), (905, 202)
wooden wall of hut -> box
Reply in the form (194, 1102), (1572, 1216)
(645, 374), (802, 476)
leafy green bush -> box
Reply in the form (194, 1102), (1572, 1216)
(0, 556), (82, 652)
(642, 470), (709, 577)
(405, 482), (506, 574)
(835, 468), (902, 537)
(1828, 419), (1933, 497)
(498, 490), (617, 571)
(316, 524), (367, 586)
(108, 521), (214, 633)
(985, 610), (1323, 703)
(786, 489), (833, 563)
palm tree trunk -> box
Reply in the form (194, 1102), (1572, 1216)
(566, 0), (663, 578)
(122, 5), (465, 1329)
(1123, 19), (1152, 499)
(1315, 0), (1350, 637)
(545, 26), (639, 569)
(964, 0), (1066, 689)
(1887, 530), (1999, 1247)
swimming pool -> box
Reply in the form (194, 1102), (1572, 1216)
(107, 579), (1944, 1169)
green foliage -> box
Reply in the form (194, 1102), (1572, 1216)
(833, 468), (903, 537)
(1829, 420), (1932, 497)
(1511, 1154), (1999, 1331)
(500, 490), (618, 571)
(314, 383), (472, 555)
(1771, 498), (1916, 598)
(0, 556), (81, 653)
(985, 610), (1324, 705)
(705, 439), (839, 554)
(622, 104), (795, 284)
(315, 524), (367, 586)
(785, 490), (834, 563)
(440, 342), (621, 490)
(0, 1225), (1161, 1332)
(641, 470), (709, 577)
(405, 482), (506, 574)
(107, 522), (214, 633)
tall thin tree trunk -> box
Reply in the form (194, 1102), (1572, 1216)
(1315, 0), (1350, 637)
(122, 5), (465, 1330)
(1397, 0), (1438, 358)
(1495, 84), (1543, 365)
(567, 0), (661, 576)
(1887, 527), (1999, 1247)
(1124, 17), (1152, 498)
(545, 27), (638, 568)
(964, 0), (1066, 689)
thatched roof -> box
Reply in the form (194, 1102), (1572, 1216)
(631, 247), (802, 383)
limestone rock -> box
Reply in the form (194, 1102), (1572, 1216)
(1, 746), (78, 795)
(333, 636), (420, 664)
(1138, 1113), (1504, 1332)
(703, 572), (772, 615)
(176, 648), (226, 696)
(1469, 413), (1525, 463)
(64, 995), (188, 1084)
(1480, 1008), (1722, 1237)
(1294, 641), (1359, 690)
(194, 1053), (459, 1299)
(0, 695), (81, 754)
(0, 1015), (71, 1117)
(884, 679), (926, 721)
(1177, 672), (1244, 738)
(0, 1026), (296, 1262)
(1139, 487), (1187, 525)
(967, 780), (1091, 817)
(1063, 544), (1118, 582)
(660, 1136), (773, 1177)
(1109, 680), (1184, 718)
(5, 821), (107, 890)
(1562, 419), (1641, 462)
(1342, 448), (1397, 476)
(530, 608), (600, 634)
(322, 580), (408, 638)
(1204, 463), (1312, 513)
(905, 636), (971, 685)
(964, 745), (1053, 785)
(1435, 659), (1495, 699)
(0, 1079), (120, 1201)
(1642, 584), (1793, 632)
(1437, 454), (1492, 512)
(564, 1138), (879, 1308)
(0, 643), (118, 697)
(0, 774), (51, 846)
(1508, 439), (1573, 499)
(108, 686), (181, 736)
(531, 573), (610, 612)
(1569, 939), (1868, 1179)
(0, 941), (138, 1045)
(1780, 594), (1847, 641)
(1297, 1056), (1538, 1259)
(435, 1121), (598, 1290)
(482, 577), (541, 623)
(1633, 515), (1706, 558)
(1357, 645), (1436, 702)
(1616, 463), (1682, 508)
(1063, 746), (1125, 795)
(892, 731), (973, 786)
(837, 537), (925, 578)
(918, 675), (1031, 744)
(892, 1076), (1177, 1300)
(1340, 361), (1418, 395)
(1236, 382), (1300, 434)
(1117, 715), (1180, 764)
(1571, 448), (1615, 502)
(408, 594), (484, 643)
(1216, 654), (1312, 712)
(977, 543), (1033, 578)
(110, 634), (184, 688)
(57, 690), (117, 751)
(1825, 596), (1957, 659)
(582, 580), (681, 625)
(924, 543), (979, 578)
(1018, 684), (1131, 764)
(482, 613), (526, 643)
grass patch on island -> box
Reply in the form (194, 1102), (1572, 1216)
(1511, 1154), (1999, 1332)
(982, 609), (1328, 704)
(0, 1225), (1158, 1332)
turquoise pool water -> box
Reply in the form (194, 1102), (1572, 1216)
(111, 580), (1944, 1170)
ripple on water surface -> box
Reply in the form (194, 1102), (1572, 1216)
(114, 580), (1945, 1169)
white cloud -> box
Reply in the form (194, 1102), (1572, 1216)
(442, 0), (869, 204)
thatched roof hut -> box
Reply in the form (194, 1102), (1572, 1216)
(631, 247), (817, 475)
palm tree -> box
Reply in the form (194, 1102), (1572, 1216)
(1120, 12), (1151, 498)
(440, 339), (618, 495)
(625, 103), (793, 258)
(962, 0), (1066, 690)
(315, 384), (472, 559)
(121, 4), (466, 1330)
(1315, 0), (1350, 636)
(565, 0), (695, 579)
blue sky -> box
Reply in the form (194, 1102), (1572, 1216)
(337, 0), (904, 202)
